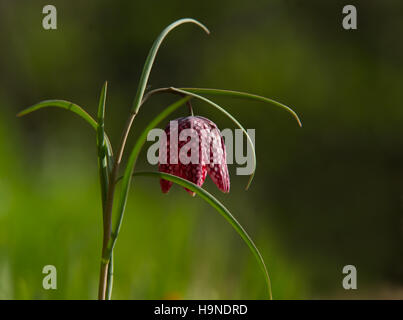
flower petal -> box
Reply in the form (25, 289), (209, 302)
(158, 116), (230, 195)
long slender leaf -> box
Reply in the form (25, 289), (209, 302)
(95, 82), (114, 300)
(131, 18), (209, 114)
(18, 99), (98, 128)
(97, 81), (109, 211)
(180, 88), (302, 127)
(17, 99), (114, 160)
(169, 87), (257, 189)
(107, 97), (191, 254)
(133, 171), (272, 299)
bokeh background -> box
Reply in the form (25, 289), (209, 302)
(0, 0), (402, 299)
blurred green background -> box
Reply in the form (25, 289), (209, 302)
(0, 0), (402, 299)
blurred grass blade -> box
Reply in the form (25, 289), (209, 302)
(131, 18), (209, 114)
(134, 171), (272, 299)
(17, 99), (114, 160)
(170, 87), (256, 189)
(107, 97), (191, 254)
(97, 82), (110, 211)
(180, 88), (302, 127)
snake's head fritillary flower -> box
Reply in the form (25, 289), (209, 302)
(158, 116), (230, 196)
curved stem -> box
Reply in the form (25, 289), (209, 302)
(187, 100), (194, 116)
(140, 87), (174, 105)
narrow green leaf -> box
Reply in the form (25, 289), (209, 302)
(17, 99), (114, 160)
(18, 99), (98, 128)
(134, 171), (272, 299)
(131, 18), (209, 114)
(180, 88), (302, 127)
(169, 87), (257, 189)
(107, 97), (191, 254)
(97, 82), (110, 211)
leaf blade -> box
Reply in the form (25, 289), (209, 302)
(17, 99), (114, 159)
(18, 99), (98, 128)
(97, 82), (110, 211)
(134, 171), (272, 299)
(180, 88), (302, 127)
(131, 18), (209, 114)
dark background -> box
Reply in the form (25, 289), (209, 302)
(0, 0), (402, 299)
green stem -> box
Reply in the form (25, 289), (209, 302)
(106, 253), (114, 300)
(187, 100), (194, 116)
(97, 91), (190, 299)
(97, 88), (168, 299)
(98, 113), (137, 300)
(98, 260), (109, 300)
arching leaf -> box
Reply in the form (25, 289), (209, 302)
(134, 171), (272, 299)
(131, 18), (209, 114)
(180, 87), (302, 127)
(17, 99), (113, 160)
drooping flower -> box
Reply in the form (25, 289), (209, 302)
(158, 116), (230, 196)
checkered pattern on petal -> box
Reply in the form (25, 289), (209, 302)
(158, 116), (230, 195)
